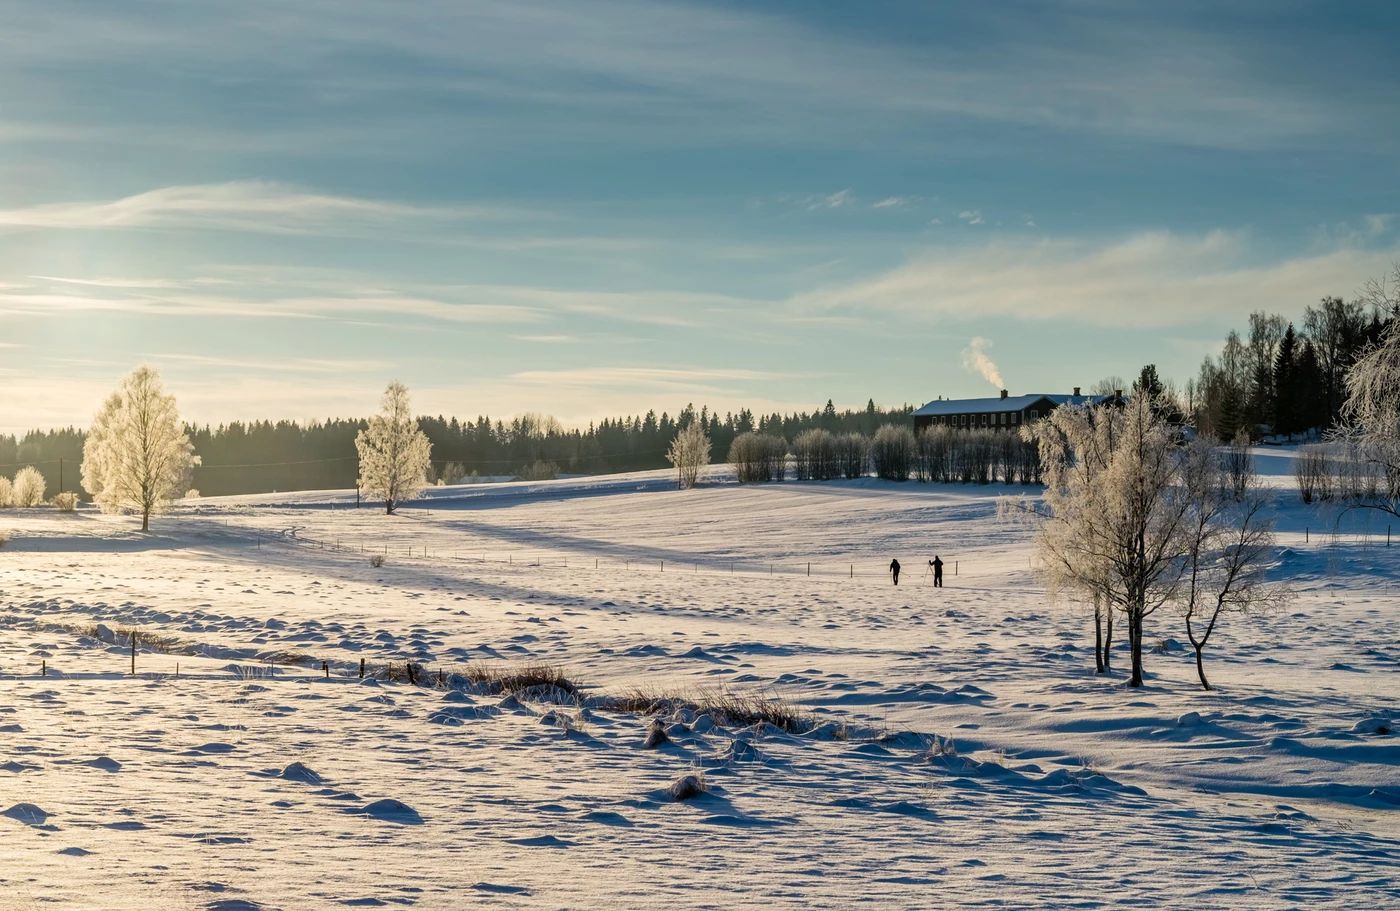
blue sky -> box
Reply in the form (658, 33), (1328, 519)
(2, 0), (1399, 432)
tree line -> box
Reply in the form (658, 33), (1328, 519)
(0, 399), (914, 499)
(1187, 279), (1397, 441)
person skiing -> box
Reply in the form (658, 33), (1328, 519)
(889, 558), (901, 586)
(932, 555), (944, 587)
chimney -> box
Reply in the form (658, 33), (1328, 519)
(1115, 389), (1123, 399)
(1073, 386), (1080, 396)
(1000, 389), (1008, 400)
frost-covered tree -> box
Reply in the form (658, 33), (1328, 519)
(0, 476), (12, 508)
(356, 381), (432, 514)
(666, 421), (710, 489)
(81, 366), (198, 531)
(1023, 396), (1193, 686)
(1340, 303), (1400, 515)
(11, 466), (47, 507)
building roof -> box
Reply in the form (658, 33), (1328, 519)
(912, 393), (1109, 417)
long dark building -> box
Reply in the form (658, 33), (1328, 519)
(912, 388), (1113, 433)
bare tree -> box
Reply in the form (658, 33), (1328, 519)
(1177, 443), (1289, 690)
(1221, 430), (1256, 500)
(666, 421), (711, 489)
(80, 366), (198, 531)
(355, 381), (432, 514)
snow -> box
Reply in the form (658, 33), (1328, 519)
(1, 457), (1397, 908)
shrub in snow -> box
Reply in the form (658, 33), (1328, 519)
(516, 460), (559, 481)
(183, 489), (200, 499)
(792, 428), (838, 481)
(0, 476), (12, 508)
(369, 553), (385, 568)
(835, 433), (868, 479)
(81, 366), (198, 531)
(870, 425), (915, 481)
(52, 491), (79, 512)
(355, 381), (432, 514)
(1294, 443), (1331, 503)
(0, 531), (7, 549)
(728, 432), (787, 483)
(438, 461), (468, 485)
(666, 421), (711, 489)
(11, 466), (46, 507)
(1221, 430), (1256, 501)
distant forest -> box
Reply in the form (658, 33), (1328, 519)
(5, 285), (1395, 500)
(0, 400), (915, 498)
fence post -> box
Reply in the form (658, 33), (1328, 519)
(661, 560), (664, 572)
(1306, 527), (1309, 544)
(850, 564), (853, 578)
(40, 659), (45, 677)
(322, 661), (329, 679)
(955, 561), (958, 576)
(359, 658), (366, 679)
(130, 632), (137, 675)
(807, 562), (810, 577)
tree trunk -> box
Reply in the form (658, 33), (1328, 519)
(1127, 612), (1144, 687)
(1102, 610), (1114, 671)
(141, 506), (150, 532)
(1194, 643), (1212, 690)
(1093, 601), (1104, 674)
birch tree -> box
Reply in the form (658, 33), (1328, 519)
(80, 366), (198, 531)
(1024, 396), (1192, 687)
(666, 421), (711, 489)
(1340, 301), (1400, 515)
(356, 381), (432, 514)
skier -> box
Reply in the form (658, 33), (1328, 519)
(932, 555), (944, 587)
(889, 558), (901, 586)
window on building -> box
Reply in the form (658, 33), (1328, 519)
(1029, 409), (1039, 420)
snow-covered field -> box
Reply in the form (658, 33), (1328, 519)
(2, 455), (1398, 910)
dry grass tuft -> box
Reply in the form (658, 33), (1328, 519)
(603, 685), (811, 734)
(455, 661), (578, 696)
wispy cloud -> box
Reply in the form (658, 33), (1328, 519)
(512, 366), (777, 394)
(806, 189), (852, 211)
(789, 231), (1400, 327)
(873, 197), (905, 209)
(958, 210), (984, 226)
(0, 181), (514, 234)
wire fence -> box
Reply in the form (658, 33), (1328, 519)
(240, 523), (967, 583)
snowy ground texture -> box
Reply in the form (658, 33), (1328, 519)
(1, 450), (1398, 910)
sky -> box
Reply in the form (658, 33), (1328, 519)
(2, 0), (1399, 433)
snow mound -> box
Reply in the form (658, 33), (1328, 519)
(3, 802), (49, 826)
(668, 774), (707, 801)
(1350, 717), (1393, 735)
(278, 762), (323, 785)
(350, 799), (423, 824)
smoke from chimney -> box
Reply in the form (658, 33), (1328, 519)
(960, 336), (1004, 389)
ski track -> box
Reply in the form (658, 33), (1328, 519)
(1, 464), (1398, 909)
